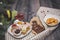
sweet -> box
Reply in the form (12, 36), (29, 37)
(32, 21), (45, 34)
(11, 24), (19, 32)
(26, 27), (30, 32)
(15, 13), (24, 21)
(21, 24), (30, 35)
(13, 29), (21, 36)
(17, 21), (22, 24)
(15, 29), (21, 34)
(30, 17), (45, 34)
(46, 18), (58, 26)
(21, 26), (27, 34)
(12, 24), (18, 29)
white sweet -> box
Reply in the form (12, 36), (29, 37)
(14, 20), (20, 24)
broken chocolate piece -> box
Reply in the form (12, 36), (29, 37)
(30, 17), (45, 34)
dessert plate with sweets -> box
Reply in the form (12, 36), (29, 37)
(8, 20), (32, 38)
(44, 14), (60, 27)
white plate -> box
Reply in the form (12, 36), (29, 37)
(7, 22), (32, 38)
(44, 14), (60, 26)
